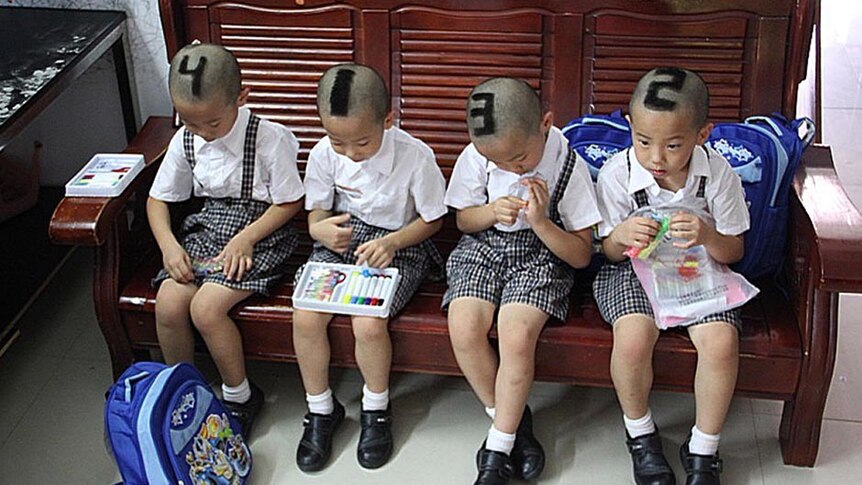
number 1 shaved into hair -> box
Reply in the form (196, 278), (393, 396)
(329, 69), (356, 116)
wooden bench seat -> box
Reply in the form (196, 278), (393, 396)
(47, 0), (862, 467)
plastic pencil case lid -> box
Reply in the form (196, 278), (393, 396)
(292, 262), (401, 318)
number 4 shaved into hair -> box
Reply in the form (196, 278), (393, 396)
(644, 67), (687, 111)
(469, 93), (496, 136)
(178, 55), (207, 97)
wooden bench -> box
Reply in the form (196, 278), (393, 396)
(48, 0), (862, 467)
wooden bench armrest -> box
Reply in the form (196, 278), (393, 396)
(793, 145), (862, 293)
(49, 116), (176, 246)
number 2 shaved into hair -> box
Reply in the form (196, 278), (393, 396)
(644, 67), (687, 111)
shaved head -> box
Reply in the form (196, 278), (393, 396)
(169, 43), (241, 106)
(317, 63), (389, 123)
(629, 67), (710, 128)
(466, 77), (543, 142)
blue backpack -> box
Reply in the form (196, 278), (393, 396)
(105, 362), (252, 485)
(706, 114), (815, 279)
(561, 110), (631, 181)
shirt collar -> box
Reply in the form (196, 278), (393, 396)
(335, 127), (395, 176)
(627, 145), (711, 196)
(484, 126), (565, 178)
(199, 107), (249, 158)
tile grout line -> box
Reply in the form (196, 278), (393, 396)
(0, 356), (64, 451)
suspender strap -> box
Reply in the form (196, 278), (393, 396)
(181, 114), (262, 201)
(549, 148), (577, 224)
(626, 149), (650, 209)
(182, 129), (195, 168)
(240, 114), (261, 200)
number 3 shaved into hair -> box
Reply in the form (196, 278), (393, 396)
(469, 93), (496, 136)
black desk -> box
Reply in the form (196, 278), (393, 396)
(0, 7), (137, 152)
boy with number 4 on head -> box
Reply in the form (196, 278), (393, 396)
(148, 43), (304, 439)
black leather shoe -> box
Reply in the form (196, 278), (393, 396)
(357, 406), (394, 469)
(680, 436), (722, 485)
(474, 444), (513, 485)
(510, 405), (545, 480)
(222, 381), (264, 440)
(296, 399), (345, 472)
(626, 431), (676, 485)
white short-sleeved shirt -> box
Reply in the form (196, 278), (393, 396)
(595, 145), (750, 238)
(150, 107), (304, 204)
(303, 126), (447, 231)
(444, 126), (602, 233)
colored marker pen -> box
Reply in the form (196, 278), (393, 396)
(356, 275), (371, 305)
(343, 271), (360, 304)
(380, 275), (394, 306)
(369, 276), (383, 306)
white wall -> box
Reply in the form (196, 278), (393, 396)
(5, 0), (172, 185)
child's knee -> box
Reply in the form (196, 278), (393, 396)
(612, 317), (659, 363)
(352, 317), (388, 344)
(188, 294), (225, 333)
(448, 311), (493, 352)
(293, 309), (329, 335)
(497, 321), (541, 360)
(694, 324), (739, 363)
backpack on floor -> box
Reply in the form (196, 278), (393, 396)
(561, 109), (632, 181)
(105, 362), (252, 485)
(706, 114), (815, 279)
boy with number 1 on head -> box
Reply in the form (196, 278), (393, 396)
(292, 63), (448, 472)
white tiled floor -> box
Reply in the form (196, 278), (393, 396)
(3, 1), (862, 484)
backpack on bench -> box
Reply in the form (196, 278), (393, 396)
(562, 111), (815, 279)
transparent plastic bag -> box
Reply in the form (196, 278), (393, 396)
(624, 204), (760, 329)
(507, 173), (545, 224)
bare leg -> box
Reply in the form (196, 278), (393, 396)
(352, 316), (391, 393)
(493, 303), (547, 433)
(448, 297), (498, 407)
(688, 321), (739, 434)
(189, 283), (252, 386)
(292, 309), (335, 395)
(154, 279), (199, 364)
(610, 314), (661, 420)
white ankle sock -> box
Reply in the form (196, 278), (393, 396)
(689, 425), (720, 456)
(222, 378), (251, 404)
(486, 425), (516, 455)
(485, 406), (496, 420)
(306, 388), (335, 415)
(361, 384), (389, 411)
(623, 409), (656, 439)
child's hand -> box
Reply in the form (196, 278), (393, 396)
(163, 242), (194, 283)
(491, 196), (527, 226)
(523, 178), (550, 227)
(611, 216), (661, 249)
(355, 236), (397, 268)
(218, 234), (254, 281)
(670, 211), (715, 249)
(310, 213), (353, 253)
